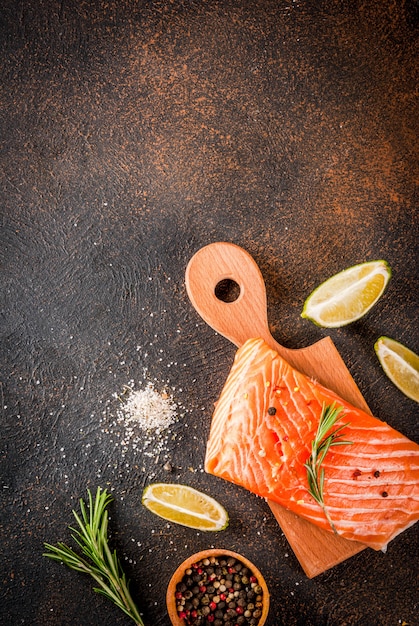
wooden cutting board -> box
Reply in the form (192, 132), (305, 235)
(185, 241), (368, 578)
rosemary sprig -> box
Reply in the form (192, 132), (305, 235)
(43, 487), (145, 626)
(304, 403), (352, 533)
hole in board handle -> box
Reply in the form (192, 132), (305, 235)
(215, 278), (241, 303)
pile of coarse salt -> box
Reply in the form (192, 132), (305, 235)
(116, 382), (177, 433)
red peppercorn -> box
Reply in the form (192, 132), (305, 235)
(236, 606), (244, 614)
(209, 601), (217, 611)
(191, 610), (198, 618)
(175, 591), (183, 599)
(178, 611), (187, 619)
(197, 567), (203, 574)
(207, 615), (215, 622)
(220, 593), (226, 601)
(228, 566), (235, 573)
(199, 585), (207, 593)
(250, 576), (257, 583)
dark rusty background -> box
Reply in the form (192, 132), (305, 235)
(1, 1), (418, 624)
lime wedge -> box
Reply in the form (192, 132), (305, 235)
(142, 483), (229, 531)
(301, 260), (391, 327)
(375, 337), (419, 402)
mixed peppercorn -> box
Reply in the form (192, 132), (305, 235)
(175, 555), (264, 626)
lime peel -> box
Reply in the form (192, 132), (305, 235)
(375, 336), (419, 403)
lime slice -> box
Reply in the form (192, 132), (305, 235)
(301, 260), (391, 327)
(375, 337), (419, 402)
(142, 483), (229, 531)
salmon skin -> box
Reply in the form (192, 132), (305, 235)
(205, 338), (419, 551)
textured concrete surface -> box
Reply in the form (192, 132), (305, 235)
(1, 1), (418, 624)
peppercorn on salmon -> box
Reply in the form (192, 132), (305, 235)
(205, 338), (419, 551)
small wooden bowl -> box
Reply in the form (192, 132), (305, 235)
(166, 548), (270, 625)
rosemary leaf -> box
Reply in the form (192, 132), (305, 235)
(43, 487), (145, 626)
(304, 403), (353, 533)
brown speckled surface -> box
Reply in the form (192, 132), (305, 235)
(1, 1), (418, 625)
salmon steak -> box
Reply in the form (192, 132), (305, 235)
(205, 338), (419, 551)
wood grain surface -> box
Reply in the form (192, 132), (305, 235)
(1, 1), (418, 625)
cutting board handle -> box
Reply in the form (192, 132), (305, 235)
(185, 242), (274, 349)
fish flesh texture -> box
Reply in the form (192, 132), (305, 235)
(205, 338), (419, 550)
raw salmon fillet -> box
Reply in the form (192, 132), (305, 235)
(205, 338), (419, 550)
